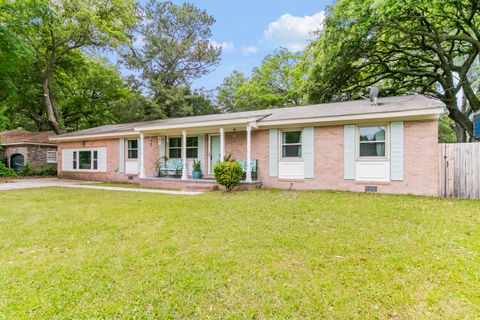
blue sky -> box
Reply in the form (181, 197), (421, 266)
(182, 0), (331, 90)
(121, 0), (331, 91)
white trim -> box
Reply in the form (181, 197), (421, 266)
(181, 130), (188, 180)
(51, 107), (443, 142)
(135, 117), (264, 133)
(46, 151), (57, 163)
(62, 148), (106, 172)
(208, 134), (220, 175)
(127, 139), (139, 160)
(280, 128), (303, 160)
(257, 107), (444, 127)
(1, 142), (57, 147)
(51, 132), (139, 142)
(356, 124), (390, 161)
(139, 133), (145, 178)
(219, 128), (225, 162)
(246, 126), (252, 182)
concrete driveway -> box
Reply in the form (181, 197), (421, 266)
(0, 178), (202, 195)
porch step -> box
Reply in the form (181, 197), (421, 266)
(182, 183), (219, 191)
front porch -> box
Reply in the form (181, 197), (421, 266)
(134, 116), (264, 189)
(140, 176), (261, 191)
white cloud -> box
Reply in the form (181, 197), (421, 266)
(264, 11), (325, 52)
(241, 45), (258, 56)
(210, 40), (235, 52)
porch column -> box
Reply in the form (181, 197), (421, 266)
(246, 125), (252, 182)
(181, 130), (188, 180)
(219, 127), (225, 162)
(139, 133), (145, 178)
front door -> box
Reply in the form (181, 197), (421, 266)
(209, 135), (221, 174)
(10, 154), (25, 173)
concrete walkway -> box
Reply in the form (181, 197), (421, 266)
(0, 178), (202, 195)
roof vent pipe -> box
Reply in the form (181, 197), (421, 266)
(368, 86), (379, 106)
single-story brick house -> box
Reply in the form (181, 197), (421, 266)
(51, 95), (444, 195)
(0, 130), (58, 172)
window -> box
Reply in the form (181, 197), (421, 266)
(79, 151), (92, 169)
(72, 150), (100, 170)
(127, 140), (138, 159)
(169, 137), (181, 159)
(47, 151), (57, 163)
(359, 126), (386, 157)
(186, 137), (198, 158)
(168, 137), (199, 159)
(282, 131), (302, 158)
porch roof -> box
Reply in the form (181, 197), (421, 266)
(51, 94), (444, 141)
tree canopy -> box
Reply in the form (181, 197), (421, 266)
(217, 48), (308, 112)
(122, 0), (221, 118)
(306, 0), (480, 141)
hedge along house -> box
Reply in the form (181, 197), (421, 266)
(0, 130), (58, 173)
(51, 95), (444, 195)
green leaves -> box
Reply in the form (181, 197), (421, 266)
(217, 48), (308, 112)
(213, 161), (244, 192)
(122, 0), (220, 117)
(306, 0), (480, 141)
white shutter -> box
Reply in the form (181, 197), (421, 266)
(119, 138), (125, 173)
(97, 147), (107, 172)
(197, 134), (205, 172)
(62, 150), (74, 171)
(303, 127), (315, 178)
(390, 122), (404, 180)
(344, 125), (356, 180)
(269, 129), (278, 177)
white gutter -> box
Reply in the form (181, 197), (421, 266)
(256, 107), (444, 127)
(50, 131), (139, 142)
(1, 142), (57, 146)
(134, 116), (267, 133)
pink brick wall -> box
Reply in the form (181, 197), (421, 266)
(58, 120), (439, 196)
(58, 136), (160, 182)
(252, 120), (439, 196)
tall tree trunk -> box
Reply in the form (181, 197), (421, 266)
(454, 122), (467, 142)
(42, 73), (62, 134)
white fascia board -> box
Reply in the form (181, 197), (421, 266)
(134, 117), (263, 133)
(51, 132), (139, 142)
(256, 107), (444, 127)
(1, 142), (57, 146)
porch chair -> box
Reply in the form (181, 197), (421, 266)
(158, 159), (183, 178)
(236, 159), (257, 181)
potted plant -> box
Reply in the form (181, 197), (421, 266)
(192, 160), (202, 179)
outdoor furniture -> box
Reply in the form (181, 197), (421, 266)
(158, 159), (183, 178)
(236, 159), (257, 181)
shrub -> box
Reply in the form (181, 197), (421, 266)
(213, 161), (243, 192)
(0, 163), (16, 178)
(18, 161), (33, 176)
(35, 164), (57, 176)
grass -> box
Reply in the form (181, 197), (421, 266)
(0, 188), (479, 319)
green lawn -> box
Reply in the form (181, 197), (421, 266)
(1, 188), (479, 319)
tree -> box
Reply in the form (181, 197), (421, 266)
(123, 0), (221, 118)
(217, 48), (308, 112)
(216, 71), (249, 112)
(1, 0), (136, 133)
(0, 5), (32, 104)
(56, 54), (146, 131)
(307, 0), (480, 141)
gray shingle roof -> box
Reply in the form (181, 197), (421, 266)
(54, 95), (443, 139)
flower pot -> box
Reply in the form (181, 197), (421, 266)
(192, 170), (202, 179)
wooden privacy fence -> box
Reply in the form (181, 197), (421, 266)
(439, 143), (480, 199)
